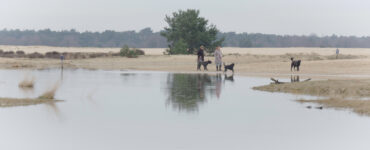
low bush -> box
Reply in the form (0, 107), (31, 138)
(16, 50), (25, 57)
(120, 45), (144, 58)
(45, 51), (61, 59)
(28, 52), (44, 58)
(3, 51), (15, 58)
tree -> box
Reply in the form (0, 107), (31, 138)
(166, 38), (188, 54)
(161, 9), (224, 54)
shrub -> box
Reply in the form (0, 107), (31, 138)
(111, 52), (121, 56)
(27, 52), (44, 58)
(3, 51), (15, 58)
(45, 51), (61, 59)
(89, 53), (107, 58)
(127, 50), (138, 58)
(16, 50), (25, 56)
(120, 45), (130, 56)
(135, 49), (145, 55)
(120, 45), (143, 58)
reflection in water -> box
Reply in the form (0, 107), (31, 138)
(215, 74), (222, 98)
(165, 73), (227, 112)
(121, 73), (137, 77)
(20, 86), (34, 97)
(60, 68), (64, 81)
(224, 74), (234, 82)
(45, 101), (64, 120)
(291, 75), (300, 82)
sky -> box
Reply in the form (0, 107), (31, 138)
(1, 0), (370, 36)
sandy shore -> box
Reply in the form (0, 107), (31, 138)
(1, 45), (370, 112)
(1, 45), (369, 79)
(0, 53), (369, 79)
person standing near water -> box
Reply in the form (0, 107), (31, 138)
(214, 46), (223, 71)
(336, 48), (340, 59)
(197, 45), (205, 70)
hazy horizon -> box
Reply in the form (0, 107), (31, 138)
(1, 0), (370, 36)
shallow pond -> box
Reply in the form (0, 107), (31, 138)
(0, 69), (370, 150)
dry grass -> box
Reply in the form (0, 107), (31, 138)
(38, 83), (59, 99)
(0, 97), (60, 107)
(18, 76), (35, 88)
(297, 98), (370, 116)
(0, 82), (61, 107)
(254, 79), (370, 116)
(253, 79), (370, 98)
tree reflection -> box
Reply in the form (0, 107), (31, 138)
(165, 73), (224, 112)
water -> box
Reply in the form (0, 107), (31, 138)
(0, 69), (369, 150)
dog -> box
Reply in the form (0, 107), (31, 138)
(290, 57), (301, 71)
(223, 63), (235, 73)
(197, 60), (212, 71)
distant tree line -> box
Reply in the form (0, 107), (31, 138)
(0, 28), (167, 48)
(1, 28), (370, 48)
(218, 32), (370, 48)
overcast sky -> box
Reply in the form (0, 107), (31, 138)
(1, 0), (370, 36)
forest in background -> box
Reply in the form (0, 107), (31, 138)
(1, 28), (370, 48)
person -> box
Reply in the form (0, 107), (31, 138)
(336, 48), (340, 59)
(197, 45), (205, 70)
(214, 46), (223, 71)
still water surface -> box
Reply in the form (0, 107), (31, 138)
(0, 69), (369, 150)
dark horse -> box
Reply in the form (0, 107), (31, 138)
(290, 57), (301, 71)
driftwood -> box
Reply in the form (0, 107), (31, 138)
(270, 77), (311, 84)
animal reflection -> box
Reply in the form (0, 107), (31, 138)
(224, 74), (234, 82)
(165, 73), (234, 112)
(291, 75), (300, 82)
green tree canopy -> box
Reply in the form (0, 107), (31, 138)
(161, 9), (224, 54)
